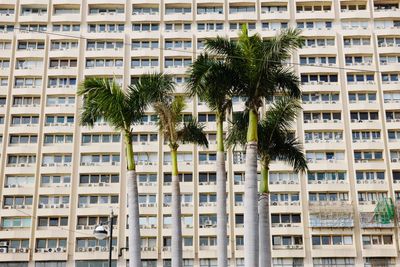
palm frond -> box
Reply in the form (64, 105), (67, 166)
(131, 73), (175, 104)
(264, 97), (301, 139)
(268, 136), (308, 173)
(266, 28), (305, 63)
(205, 36), (240, 59)
(226, 98), (307, 172)
(271, 67), (301, 98)
(153, 100), (173, 137)
(225, 111), (248, 149)
(171, 96), (186, 123)
(177, 118), (209, 148)
(186, 53), (236, 116)
(78, 77), (128, 130)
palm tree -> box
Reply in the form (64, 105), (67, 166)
(227, 97), (308, 267)
(186, 53), (237, 267)
(153, 95), (208, 267)
(78, 75), (174, 267)
(205, 26), (304, 266)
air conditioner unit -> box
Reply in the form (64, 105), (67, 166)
(101, 246), (107, 252)
(9, 248), (17, 253)
(19, 248), (28, 253)
(78, 247), (86, 252)
(392, 158), (398, 162)
(87, 247), (94, 252)
(0, 242), (8, 247)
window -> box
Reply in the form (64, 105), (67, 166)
(303, 112), (341, 123)
(85, 58), (123, 68)
(37, 217), (68, 228)
(197, 6), (223, 14)
(312, 235), (353, 246)
(272, 236), (303, 247)
(163, 173), (192, 184)
(19, 24), (46, 32)
(297, 21), (332, 29)
(132, 6), (159, 15)
(3, 196), (33, 208)
(88, 6), (124, 15)
(165, 6), (191, 14)
(300, 74), (338, 84)
(48, 77), (76, 87)
(305, 38), (335, 47)
(9, 134), (37, 144)
(52, 24), (80, 32)
(38, 195), (70, 207)
(43, 134), (73, 145)
(21, 7), (47, 16)
(42, 154), (72, 166)
(358, 191), (388, 203)
(313, 258), (355, 267)
(165, 39), (192, 49)
(81, 133), (120, 144)
(362, 235), (393, 246)
(45, 115), (74, 125)
(41, 175), (71, 187)
(131, 58), (158, 68)
(0, 24), (14, 32)
(35, 262), (67, 267)
(88, 24), (124, 33)
(77, 216), (116, 228)
(382, 73), (400, 83)
(50, 41), (78, 51)
(307, 171), (346, 183)
(356, 171), (385, 182)
(350, 111), (379, 122)
(5, 176), (34, 187)
(133, 152), (157, 165)
(164, 57), (192, 68)
(79, 174), (119, 185)
(231, 22), (257, 30)
(229, 5), (255, 13)
(80, 154), (120, 166)
(78, 195), (119, 207)
(309, 192), (349, 202)
(14, 77), (42, 88)
(197, 23), (224, 31)
(131, 40), (159, 50)
(7, 154), (36, 165)
(2, 217), (31, 228)
(132, 23), (159, 32)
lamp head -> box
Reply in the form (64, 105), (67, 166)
(93, 225), (108, 240)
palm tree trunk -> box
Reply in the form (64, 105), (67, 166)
(244, 109), (259, 267)
(125, 133), (142, 267)
(216, 115), (227, 267)
(171, 147), (183, 267)
(259, 159), (271, 267)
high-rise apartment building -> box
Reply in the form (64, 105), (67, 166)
(0, 0), (400, 266)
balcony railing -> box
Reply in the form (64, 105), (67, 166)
(360, 212), (394, 228)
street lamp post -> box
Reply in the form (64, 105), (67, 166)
(93, 210), (115, 267)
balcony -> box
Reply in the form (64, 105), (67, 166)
(19, 11), (48, 23)
(309, 202), (354, 228)
(373, 7), (400, 19)
(340, 9), (370, 19)
(296, 10), (334, 20)
(360, 212), (394, 228)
